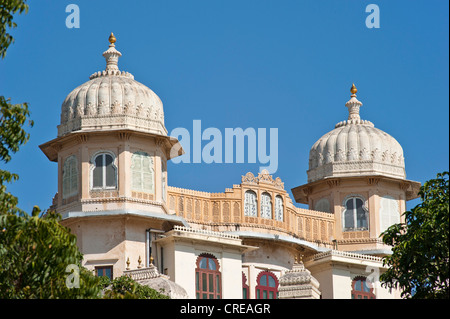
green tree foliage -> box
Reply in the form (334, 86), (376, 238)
(380, 171), (449, 299)
(0, 96), (33, 214)
(0, 208), (102, 298)
(100, 275), (170, 299)
(0, 1), (102, 299)
(0, 0), (28, 59)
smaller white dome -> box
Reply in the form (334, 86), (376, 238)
(307, 86), (406, 182)
(58, 34), (166, 137)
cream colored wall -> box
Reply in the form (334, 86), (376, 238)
(55, 133), (168, 215)
(307, 255), (401, 299)
(304, 177), (408, 253)
(221, 252), (244, 299)
(331, 267), (352, 299)
(173, 243), (197, 298)
(66, 217), (126, 276)
(308, 265), (333, 299)
(242, 239), (296, 269)
(156, 231), (248, 299)
(62, 215), (169, 279)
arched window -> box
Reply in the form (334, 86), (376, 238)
(92, 152), (117, 189)
(131, 151), (154, 193)
(343, 196), (368, 231)
(351, 276), (375, 299)
(275, 195), (284, 221)
(261, 192), (272, 219)
(62, 155), (78, 199)
(195, 254), (221, 299)
(244, 190), (257, 217)
(256, 271), (278, 299)
(242, 273), (249, 299)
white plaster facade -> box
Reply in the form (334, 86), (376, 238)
(39, 35), (420, 299)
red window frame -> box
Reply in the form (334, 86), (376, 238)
(242, 273), (249, 299)
(255, 271), (278, 299)
(95, 266), (113, 280)
(351, 276), (376, 299)
(195, 254), (221, 299)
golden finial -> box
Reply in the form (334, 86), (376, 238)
(350, 83), (357, 94)
(109, 32), (116, 44)
(137, 255), (142, 268)
(126, 257), (130, 270)
(150, 255), (154, 265)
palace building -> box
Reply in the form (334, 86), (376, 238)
(39, 34), (421, 299)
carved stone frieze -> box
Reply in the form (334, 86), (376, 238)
(241, 170), (284, 190)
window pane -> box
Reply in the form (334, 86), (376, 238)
(142, 156), (151, 172)
(196, 272), (199, 290)
(93, 164), (103, 188)
(104, 154), (112, 166)
(216, 275), (220, 292)
(202, 273), (207, 291)
(63, 176), (70, 196)
(70, 173), (77, 193)
(95, 154), (103, 167)
(346, 198), (354, 210)
(269, 291), (274, 299)
(344, 208), (354, 229)
(133, 155), (142, 170)
(355, 198), (363, 208)
(355, 280), (362, 291)
(105, 267), (112, 279)
(96, 267), (112, 280)
(105, 155), (116, 187)
(363, 280), (371, 292)
(263, 290), (267, 299)
(244, 191), (257, 217)
(275, 196), (284, 221)
(199, 258), (207, 269)
(202, 293), (207, 299)
(132, 171), (142, 189)
(260, 274), (267, 286)
(261, 193), (272, 219)
(70, 159), (77, 176)
(208, 258), (216, 270)
(268, 275), (276, 287)
(209, 274), (214, 292)
(257, 289), (260, 299)
(243, 288), (247, 299)
(143, 172), (153, 192)
(357, 205), (367, 228)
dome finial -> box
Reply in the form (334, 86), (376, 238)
(345, 83), (362, 122)
(109, 32), (116, 45)
(102, 32), (122, 72)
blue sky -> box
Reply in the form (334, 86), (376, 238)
(1, 0), (448, 212)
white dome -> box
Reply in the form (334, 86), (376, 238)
(58, 34), (166, 137)
(307, 86), (406, 183)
